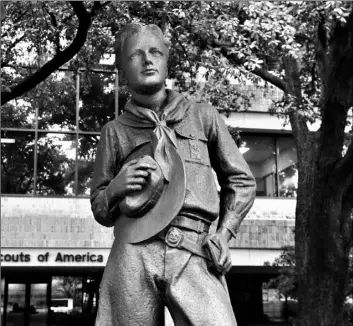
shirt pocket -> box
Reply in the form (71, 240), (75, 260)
(119, 134), (153, 170)
(174, 126), (211, 167)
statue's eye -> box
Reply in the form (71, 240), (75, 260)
(151, 49), (163, 56)
(130, 53), (140, 59)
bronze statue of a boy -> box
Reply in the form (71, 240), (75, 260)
(91, 23), (256, 326)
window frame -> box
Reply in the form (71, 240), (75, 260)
(1, 67), (119, 197)
(240, 131), (298, 199)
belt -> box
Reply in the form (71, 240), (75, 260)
(169, 215), (210, 233)
(158, 226), (211, 261)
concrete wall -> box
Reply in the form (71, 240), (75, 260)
(1, 196), (295, 249)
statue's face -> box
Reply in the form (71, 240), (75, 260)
(121, 32), (168, 95)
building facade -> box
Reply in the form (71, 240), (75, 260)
(1, 68), (297, 326)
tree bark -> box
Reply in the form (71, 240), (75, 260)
(294, 11), (353, 325)
(295, 174), (352, 326)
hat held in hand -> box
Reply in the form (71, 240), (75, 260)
(114, 141), (186, 244)
(118, 155), (165, 218)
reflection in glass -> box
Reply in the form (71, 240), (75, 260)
(50, 276), (82, 326)
(6, 283), (26, 326)
(30, 283), (48, 326)
(79, 72), (116, 132)
(242, 135), (277, 197)
(38, 71), (76, 131)
(1, 131), (35, 194)
(277, 137), (298, 198)
(77, 135), (99, 196)
(1, 66), (37, 129)
(36, 133), (76, 196)
(1, 98), (36, 129)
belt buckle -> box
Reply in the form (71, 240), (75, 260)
(165, 227), (184, 248)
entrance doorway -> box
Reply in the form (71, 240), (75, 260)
(2, 277), (50, 326)
(1, 272), (102, 326)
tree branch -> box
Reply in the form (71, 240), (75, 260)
(205, 31), (312, 143)
(1, 5), (30, 32)
(216, 34), (312, 148)
(316, 13), (329, 110)
(317, 9), (353, 169)
(219, 46), (289, 93)
(89, 1), (111, 17)
(282, 55), (311, 141)
(183, 24), (290, 93)
(43, 2), (61, 53)
(1, 1), (105, 105)
(1, 34), (26, 68)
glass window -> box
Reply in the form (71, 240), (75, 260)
(36, 133), (76, 196)
(30, 283), (48, 326)
(7, 283), (26, 326)
(241, 135), (277, 197)
(38, 71), (76, 131)
(1, 67), (118, 198)
(1, 131), (35, 194)
(77, 135), (99, 196)
(79, 72), (116, 132)
(277, 137), (298, 198)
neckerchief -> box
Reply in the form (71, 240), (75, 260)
(120, 90), (192, 182)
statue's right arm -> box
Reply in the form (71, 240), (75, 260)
(90, 123), (122, 227)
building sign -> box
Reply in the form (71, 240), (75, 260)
(1, 248), (110, 267)
(1, 247), (283, 268)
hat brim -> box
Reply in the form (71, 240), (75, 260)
(113, 145), (186, 244)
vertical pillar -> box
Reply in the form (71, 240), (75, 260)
(33, 99), (39, 194)
(74, 72), (80, 196)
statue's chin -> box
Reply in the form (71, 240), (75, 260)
(134, 82), (164, 96)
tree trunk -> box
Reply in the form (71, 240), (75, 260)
(291, 10), (353, 325)
(293, 95), (353, 325)
(295, 180), (352, 326)
(293, 90), (353, 325)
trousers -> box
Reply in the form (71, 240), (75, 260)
(95, 228), (237, 326)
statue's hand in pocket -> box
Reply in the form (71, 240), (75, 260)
(203, 233), (232, 274)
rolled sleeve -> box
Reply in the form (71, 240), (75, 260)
(208, 107), (256, 238)
(90, 122), (121, 227)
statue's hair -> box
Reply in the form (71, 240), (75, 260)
(114, 23), (170, 70)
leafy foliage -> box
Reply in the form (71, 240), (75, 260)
(2, 1), (352, 118)
(264, 246), (297, 300)
(265, 246), (353, 324)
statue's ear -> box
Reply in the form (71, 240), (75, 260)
(118, 70), (128, 86)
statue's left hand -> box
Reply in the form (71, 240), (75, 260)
(203, 232), (232, 274)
